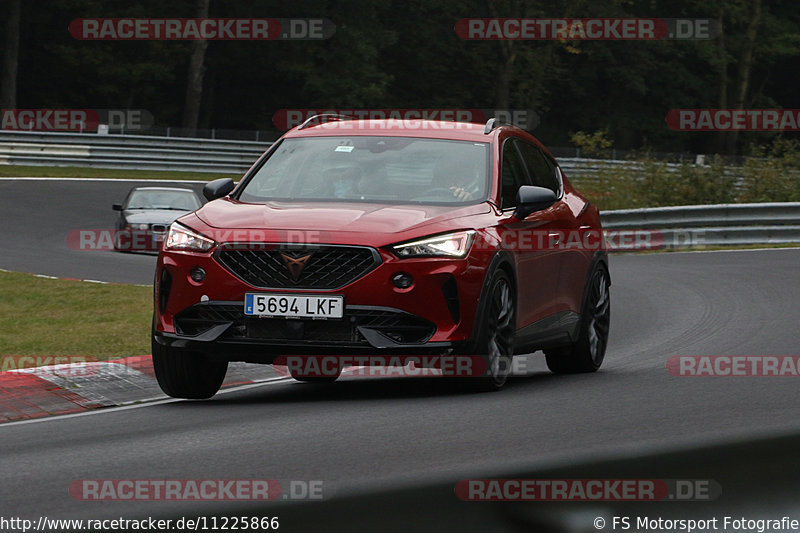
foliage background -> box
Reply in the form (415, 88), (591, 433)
(2, 0), (799, 154)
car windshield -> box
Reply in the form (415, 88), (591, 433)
(238, 136), (490, 204)
(126, 190), (201, 210)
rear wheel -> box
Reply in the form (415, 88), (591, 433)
(467, 269), (515, 391)
(152, 337), (228, 399)
(545, 264), (610, 373)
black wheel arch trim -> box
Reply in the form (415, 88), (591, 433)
(464, 250), (517, 353)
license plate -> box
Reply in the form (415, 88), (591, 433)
(244, 293), (344, 319)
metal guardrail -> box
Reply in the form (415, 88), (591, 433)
(558, 157), (684, 178)
(601, 203), (800, 249)
(0, 131), (271, 174)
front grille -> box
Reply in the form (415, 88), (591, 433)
(173, 303), (435, 345)
(215, 244), (381, 290)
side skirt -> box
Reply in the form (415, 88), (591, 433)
(513, 310), (580, 354)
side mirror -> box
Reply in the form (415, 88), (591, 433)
(112, 203), (122, 211)
(203, 178), (235, 201)
(513, 185), (557, 220)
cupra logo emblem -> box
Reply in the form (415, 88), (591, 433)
(280, 253), (312, 282)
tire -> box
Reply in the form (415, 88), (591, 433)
(152, 336), (228, 399)
(113, 230), (123, 251)
(545, 263), (610, 374)
(465, 269), (516, 392)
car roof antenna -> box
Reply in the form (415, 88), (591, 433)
(483, 117), (511, 134)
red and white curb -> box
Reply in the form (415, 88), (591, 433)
(0, 355), (284, 423)
(0, 271), (286, 422)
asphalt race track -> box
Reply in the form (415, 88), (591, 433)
(0, 178), (206, 285)
(2, 179), (799, 528)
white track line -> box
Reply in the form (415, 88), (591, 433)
(0, 268), (151, 287)
(0, 376), (295, 428)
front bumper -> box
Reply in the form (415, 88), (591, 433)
(115, 228), (166, 252)
(154, 240), (491, 353)
(174, 301), (438, 346)
(153, 302), (459, 362)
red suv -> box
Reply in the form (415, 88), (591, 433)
(152, 117), (610, 398)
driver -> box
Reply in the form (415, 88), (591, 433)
(326, 165), (364, 198)
(431, 156), (481, 201)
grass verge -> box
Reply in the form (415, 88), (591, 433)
(0, 271), (151, 362)
(0, 164), (239, 181)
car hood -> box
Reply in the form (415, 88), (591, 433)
(193, 198), (491, 241)
(124, 209), (192, 225)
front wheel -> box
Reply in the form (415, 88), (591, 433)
(464, 269), (515, 391)
(152, 337), (228, 399)
(545, 264), (610, 373)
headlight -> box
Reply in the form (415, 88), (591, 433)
(130, 223), (149, 230)
(391, 230), (475, 258)
(164, 223), (215, 252)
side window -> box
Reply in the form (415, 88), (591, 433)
(517, 141), (560, 194)
(500, 140), (529, 209)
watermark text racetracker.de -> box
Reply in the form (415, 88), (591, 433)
(481, 228), (707, 252)
(69, 479), (325, 501)
(67, 229), (330, 252)
(667, 356), (800, 377)
(667, 109), (800, 131)
(272, 108), (539, 131)
(455, 478), (720, 501)
(274, 354), (492, 379)
(1, 108), (153, 132)
(68, 228), (708, 252)
(69, 18), (335, 40)
(1, 355), (99, 377)
(455, 18), (720, 40)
